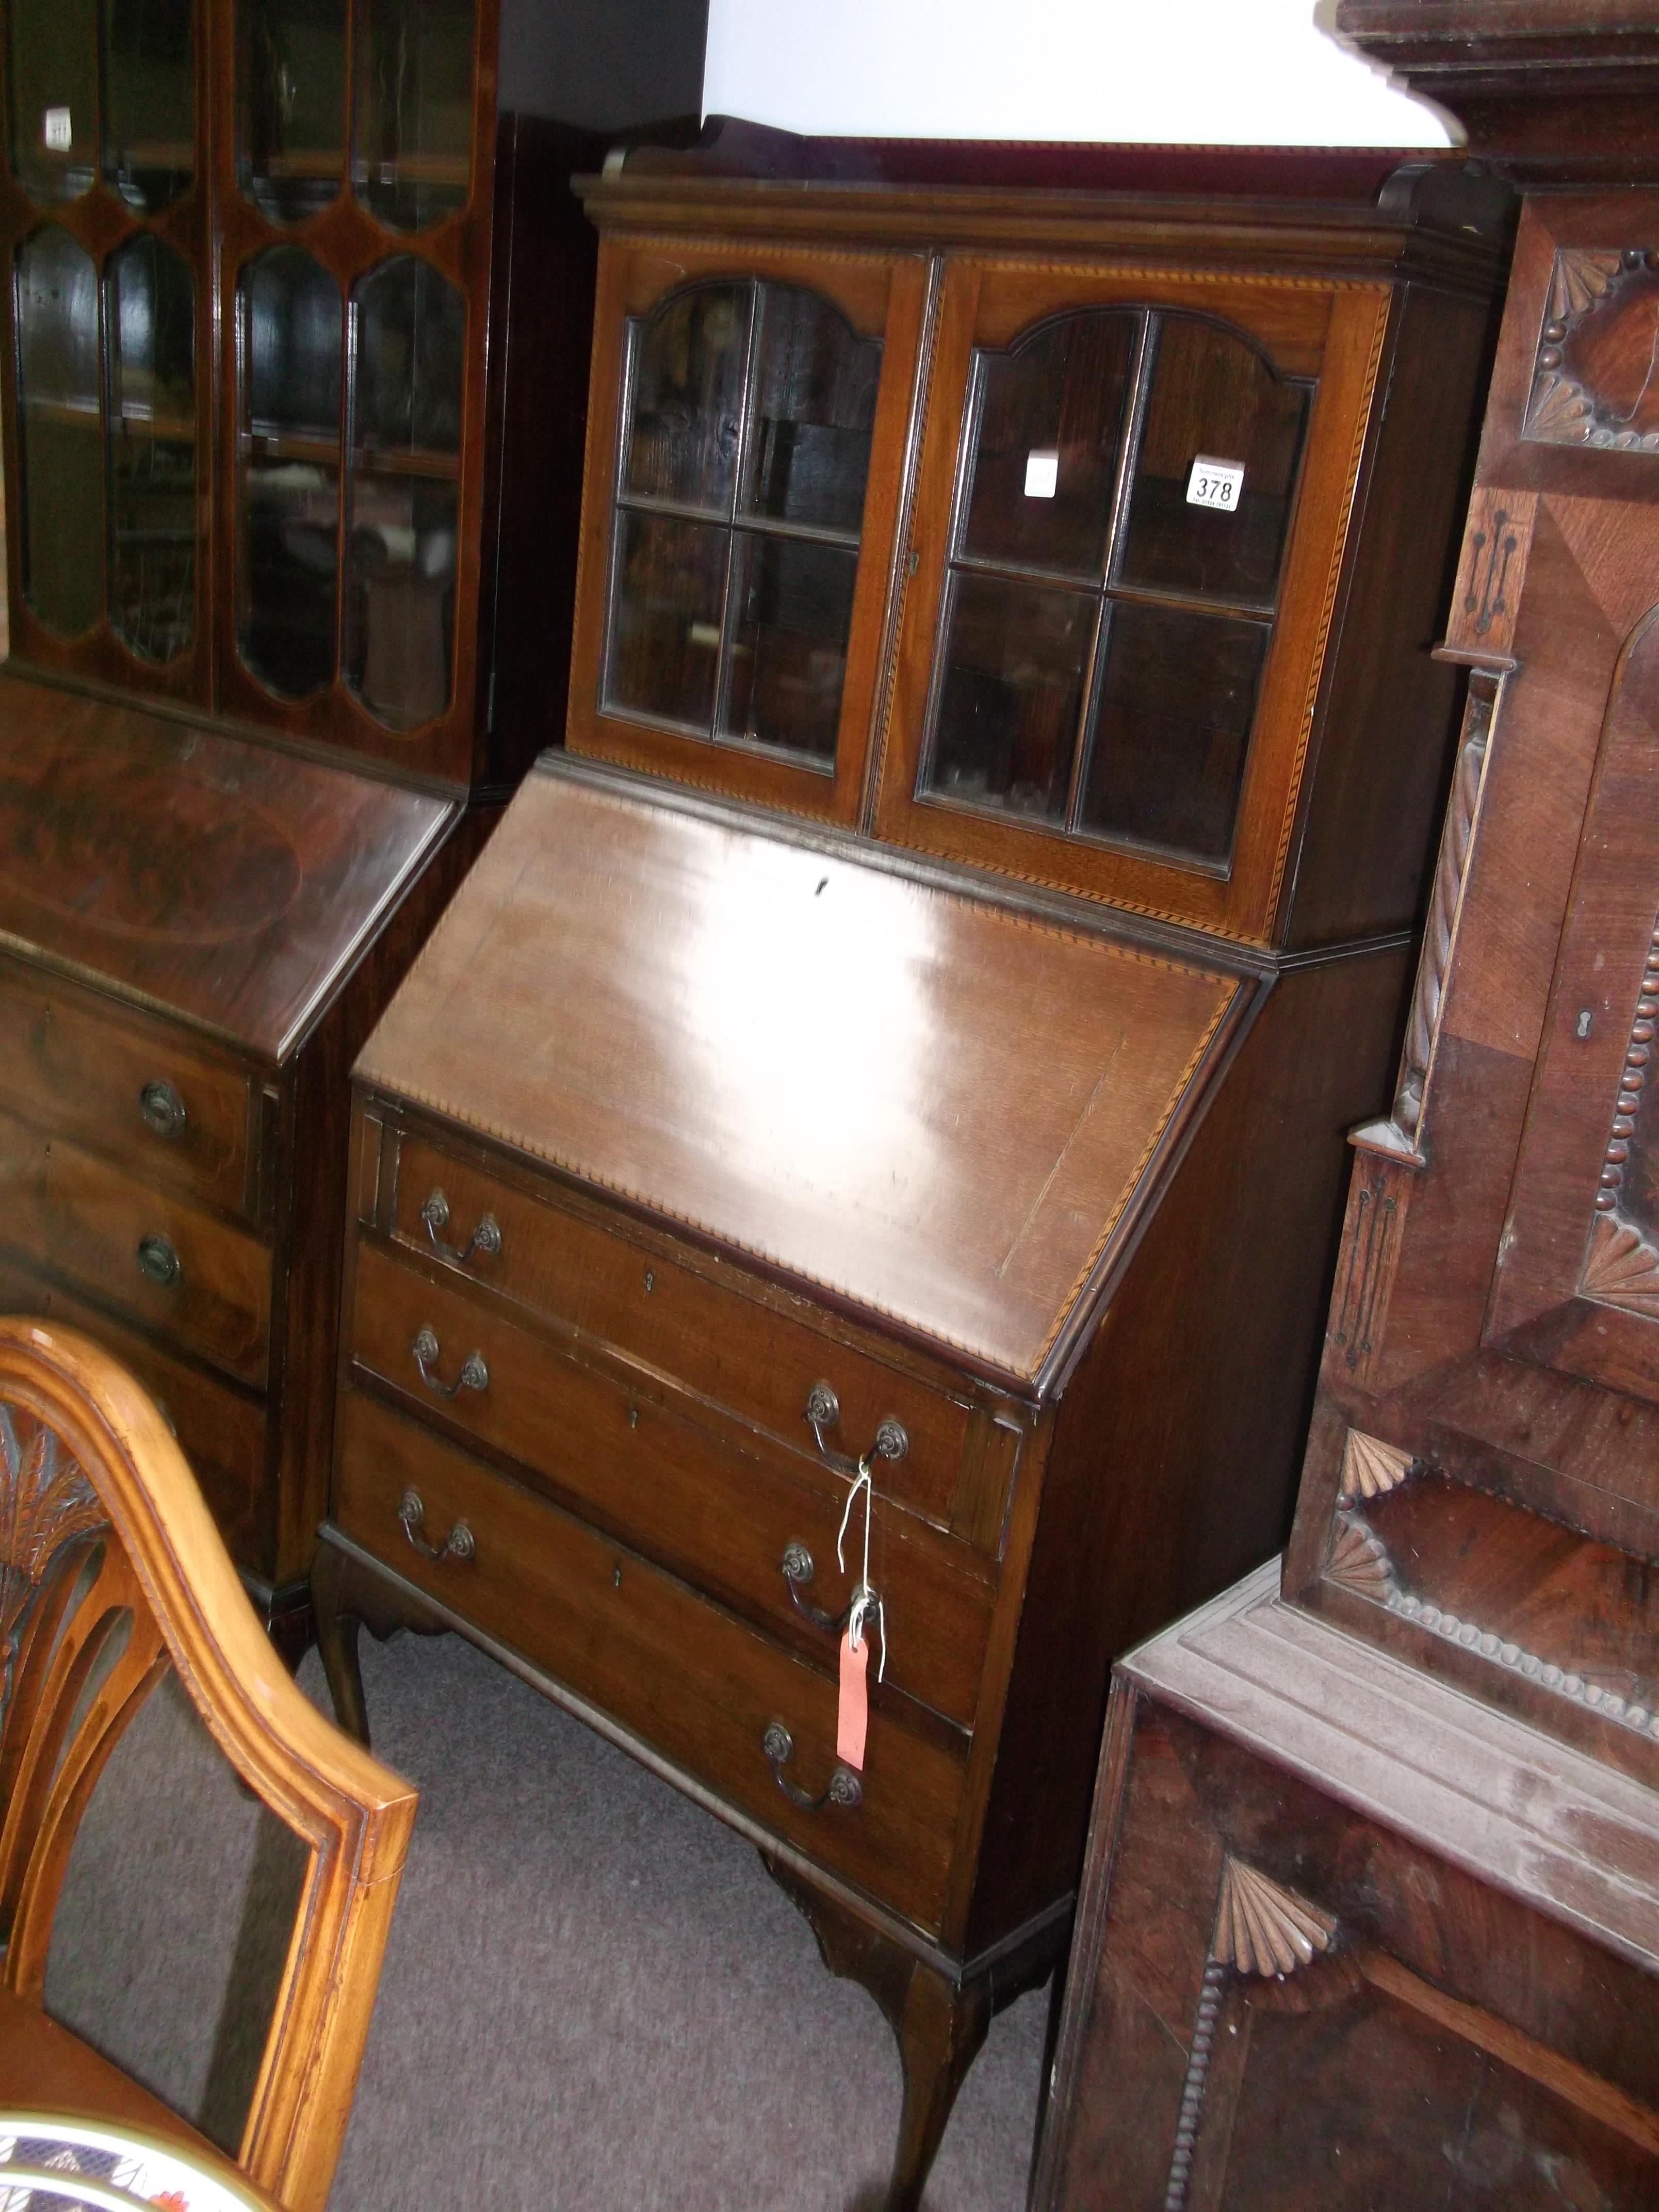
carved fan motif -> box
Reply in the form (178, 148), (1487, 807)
(1581, 1212), (1659, 1316)
(1339, 1428), (1416, 1503)
(1213, 1858), (1336, 1978)
(0, 1405), (105, 1717)
(1550, 248), (1623, 322)
(1525, 370), (1596, 443)
(1325, 1511), (1396, 1602)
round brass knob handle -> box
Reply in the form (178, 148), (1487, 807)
(136, 1234), (181, 1290)
(138, 1079), (186, 1138)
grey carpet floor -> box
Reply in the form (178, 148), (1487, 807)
(45, 1630), (1050, 2209)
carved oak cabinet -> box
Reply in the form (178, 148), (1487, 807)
(313, 136), (1509, 2205)
(1036, 19), (1659, 2211)
(0, 0), (706, 1634)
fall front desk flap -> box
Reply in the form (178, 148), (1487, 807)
(356, 763), (1244, 1391)
(0, 674), (454, 1061)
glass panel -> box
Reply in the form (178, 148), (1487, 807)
(622, 282), (749, 516)
(959, 311), (1138, 582)
(15, 226), (102, 635)
(238, 246), (342, 696)
(604, 510), (726, 731)
(8, 0), (99, 202)
(718, 532), (856, 765)
(344, 258), (463, 726)
(352, 0), (474, 231)
(926, 573), (1095, 823)
(1077, 601), (1269, 863)
(239, 0), (345, 224)
(107, 234), (195, 661)
(1118, 315), (1309, 607)
(741, 286), (880, 537)
(351, 253), (463, 454)
(103, 0), (193, 214)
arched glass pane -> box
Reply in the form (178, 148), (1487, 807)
(237, 245), (342, 696)
(352, 0), (474, 232)
(606, 280), (881, 770)
(238, 0), (345, 224)
(103, 0), (193, 214)
(1117, 316), (1308, 606)
(8, 0), (99, 203)
(107, 234), (195, 661)
(958, 311), (1138, 581)
(345, 255), (463, 728)
(14, 225), (102, 635)
(622, 281), (749, 516)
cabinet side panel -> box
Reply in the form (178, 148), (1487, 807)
(966, 946), (1409, 1951)
(477, 115), (605, 789)
(1284, 282), (1500, 949)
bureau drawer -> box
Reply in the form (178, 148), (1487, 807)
(0, 1107), (271, 1387)
(385, 1129), (977, 1529)
(349, 1239), (995, 1729)
(335, 1387), (966, 1932)
(0, 964), (255, 1218)
(0, 1251), (266, 1565)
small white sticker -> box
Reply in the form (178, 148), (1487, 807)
(1186, 456), (1245, 512)
(42, 106), (72, 152)
(1023, 448), (1059, 500)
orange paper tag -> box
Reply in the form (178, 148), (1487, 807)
(837, 1625), (869, 1770)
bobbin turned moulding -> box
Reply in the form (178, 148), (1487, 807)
(314, 131), (1510, 2208)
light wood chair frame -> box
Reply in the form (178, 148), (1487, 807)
(0, 1316), (416, 2212)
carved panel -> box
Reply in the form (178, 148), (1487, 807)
(1162, 1859), (1337, 2211)
(1352, 672), (1500, 1167)
(1443, 489), (1536, 661)
(1326, 1162), (1412, 1385)
(1325, 1509), (1397, 1602)
(0, 1404), (104, 1720)
(1338, 1428), (1418, 1505)
(1525, 247), (1659, 451)
(1580, 917), (1659, 1318)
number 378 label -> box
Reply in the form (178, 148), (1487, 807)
(1186, 457), (1245, 513)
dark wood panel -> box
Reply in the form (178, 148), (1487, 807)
(333, 1385), (967, 1931)
(356, 764), (1242, 1388)
(0, 955), (256, 1218)
(0, 675), (454, 1058)
(0, 1105), (270, 1387)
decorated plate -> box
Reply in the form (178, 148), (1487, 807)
(0, 2114), (269, 2212)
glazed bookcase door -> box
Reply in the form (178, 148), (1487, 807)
(214, 0), (496, 783)
(564, 235), (930, 826)
(0, 0), (212, 703)
(873, 258), (1393, 941)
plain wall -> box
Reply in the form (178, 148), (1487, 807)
(700, 0), (1453, 146)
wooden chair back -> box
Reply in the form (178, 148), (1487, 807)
(0, 1316), (417, 2212)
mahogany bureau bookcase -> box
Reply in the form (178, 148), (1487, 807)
(312, 135), (1512, 2206)
(0, 0), (706, 1640)
(1036, 16), (1659, 2210)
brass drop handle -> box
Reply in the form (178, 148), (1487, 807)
(411, 1325), (488, 1400)
(138, 1079), (187, 1138)
(421, 1188), (502, 1266)
(780, 1541), (872, 1636)
(136, 1234), (182, 1289)
(803, 1381), (908, 1479)
(398, 1487), (475, 1565)
(762, 1721), (861, 1812)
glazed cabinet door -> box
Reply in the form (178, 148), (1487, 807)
(212, 0), (496, 779)
(874, 257), (1393, 939)
(0, 0), (210, 701)
(565, 235), (930, 825)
